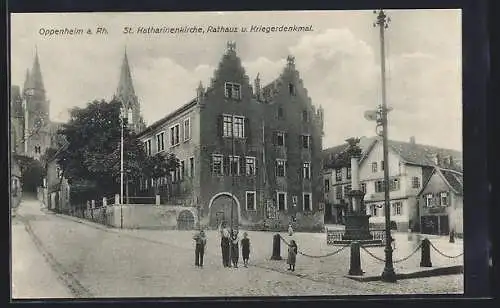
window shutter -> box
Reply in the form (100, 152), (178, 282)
(272, 132), (277, 145)
(299, 134), (302, 147)
(217, 115), (223, 137)
(223, 156), (230, 175)
(274, 161), (278, 176)
(240, 156), (246, 175)
(209, 155), (214, 174)
(285, 132), (289, 147)
(245, 118), (251, 142)
(309, 136), (313, 150)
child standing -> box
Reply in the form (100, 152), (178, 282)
(241, 232), (250, 267)
(287, 240), (298, 272)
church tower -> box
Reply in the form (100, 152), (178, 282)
(22, 48), (51, 160)
(115, 49), (145, 134)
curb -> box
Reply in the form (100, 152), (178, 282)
(344, 265), (464, 282)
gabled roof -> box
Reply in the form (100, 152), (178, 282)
(418, 167), (463, 196)
(385, 139), (462, 172)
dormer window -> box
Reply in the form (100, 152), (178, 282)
(224, 82), (241, 100)
(289, 83), (296, 96)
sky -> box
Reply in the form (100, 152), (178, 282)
(10, 10), (462, 151)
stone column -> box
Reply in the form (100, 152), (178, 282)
(351, 156), (360, 212)
(115, 194), (120, 205)
(155, 195), (160, 205)
(103, 197), (107, 207)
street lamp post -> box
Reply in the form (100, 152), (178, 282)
(120, 106), (125, 229)
(373, 9), (397, 283)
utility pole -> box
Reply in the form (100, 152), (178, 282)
(374, 9), (397, 283)
(230, 114), (235, 232)
(120, 106), (124, 229)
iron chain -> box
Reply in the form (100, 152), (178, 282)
(430, 242), (464, 258)
(278, 235), (350, 259)
(360, 242), (422, 264)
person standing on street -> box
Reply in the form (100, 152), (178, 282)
(193, 229), (207, 267)
(287, 239), (298, 272)
(218, 221), (231, 268)
(230, 229), (240, 268)
(241, 232), (250, 267)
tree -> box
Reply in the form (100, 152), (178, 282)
(14, 154), (44, 193)
(55, 99), (149, 197)
(144, 152), (179, 198)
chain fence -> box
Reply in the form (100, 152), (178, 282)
(429, 241), (464, 259)
(360, 242), (423, 264)
(279, 234), (350, 259)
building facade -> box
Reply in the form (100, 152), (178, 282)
(418, 167), (463, 236)
(11, 49), (59, 161)
(323, 136), (462, 232)
(137, 43), (325, 231)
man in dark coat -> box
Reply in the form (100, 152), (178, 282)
(193, 229), (207, 267)
(219, 222), (231, 267)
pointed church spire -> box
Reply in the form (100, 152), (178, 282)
(116, 47), (136, 102)
(30, 47), (45, 91)
(23, 68), (31, 93)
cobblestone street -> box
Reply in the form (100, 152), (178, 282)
(12, 199), (463, 298)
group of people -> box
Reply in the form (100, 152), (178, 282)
(219, 222), (250, 268)
(192, 221), (298, 271)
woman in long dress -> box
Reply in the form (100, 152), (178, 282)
(230, 229), (240, 268)
(287, 240), (298, 272)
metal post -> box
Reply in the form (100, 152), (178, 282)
(375, 9), (397, 283)
(120, 107), (124, 229)
(230, 114), (235, 232)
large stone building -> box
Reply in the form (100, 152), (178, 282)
(323, 136), (462, 233)
(136, 42), (325, 231)
(10, 49), (61, 160)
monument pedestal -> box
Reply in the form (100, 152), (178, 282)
(342, 214), (373, 241)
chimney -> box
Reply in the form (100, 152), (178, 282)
(409, 136), (416, 144)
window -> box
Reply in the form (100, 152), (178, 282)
(276, 159), (286, 177)
(144, 139), (152, 156)
(277, 107), (284, 119)
(276, 132), (285, 146)
(324, 179), (330, 192)
(361, 183), (367, 193)
(425, 193), (433, 207)
(183, 118), (191, 141)
(372, 162), (378, 173)
(189, 157), (194, 177)
(34, 145), (41, 154)
(224, 82), (241, 99)
(229, 156), (239, 175)
(346, 167), (352, 180)
(156, 132), (165, 152)
(212, 155), (223, 175)
(180, 161), (185, 180)
(375, 180), (384, 193)
(392, 202), (403, 216)
(289, 83), (296, 96)
(223, 115), (233, 137)
(223, 114), (245, 138)
(302, 110), (308, 122)
(246, 157), (256, 176)
(302, 162), (311, 179)
(381, 161), (384, 171)
(233, 116), (245, 138)
(302, 135), (310, 149)
(440, 192), (449, 206)
(389, 178), (400, 191)
(344, 185), (352, 198)
(370, 205), (378, 216)
(277, 192), (287, 211)
(335, 186), (342, 200)
(303, 193), (312, 211)
(246, 191), (256, 211)
(170, 124), (180, 146)
(335, 168), (342, 182)
(412, 177), (420, 188)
